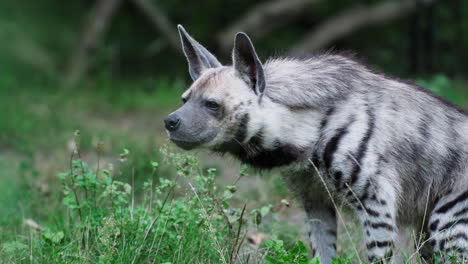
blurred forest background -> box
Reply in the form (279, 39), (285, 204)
(1, 0), (468, 263)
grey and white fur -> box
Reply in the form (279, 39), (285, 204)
(164, 25), (468, 263)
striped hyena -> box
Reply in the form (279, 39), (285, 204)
(164, 25), (468, 263)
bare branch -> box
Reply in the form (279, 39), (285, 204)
(217, 0), (318, 54)
(131, 0), (180, 53)
(291, 0), (419, 53)
(65, 0), (123, 87)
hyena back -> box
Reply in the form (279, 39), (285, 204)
(164, 25), (468, 263)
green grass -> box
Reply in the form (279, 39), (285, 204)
(0, 143), (314, 263)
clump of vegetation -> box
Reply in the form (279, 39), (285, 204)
(0, 132), (317, 263)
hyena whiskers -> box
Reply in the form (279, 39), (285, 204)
(164, 25), (468, 263)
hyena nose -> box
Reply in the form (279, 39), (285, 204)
(164, 115), (181, 131)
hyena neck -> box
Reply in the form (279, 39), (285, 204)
(216, 129), (309, 169)
(215, 100), (323, 169)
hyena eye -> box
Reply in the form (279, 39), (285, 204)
(204, 100), (220, 110)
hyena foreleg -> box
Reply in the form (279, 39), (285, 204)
(285, 173), (338, 263)
(304, 201), (337, 264)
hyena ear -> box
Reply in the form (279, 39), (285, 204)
(178, 25), (222, 81)
(233, 32), (265, 97)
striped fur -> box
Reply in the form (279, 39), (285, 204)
(165, 26), (468, 263)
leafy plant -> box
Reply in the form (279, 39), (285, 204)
(2, 134), (316, 263)
(264, 239), (316, 264)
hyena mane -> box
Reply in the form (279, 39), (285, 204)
(168, 26), (468, 264)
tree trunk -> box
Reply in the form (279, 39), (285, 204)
(217, 0), (319, 55)
(291, 0), (419, 54)
(65, 0), (123, 87)
(131, 0), (180, 53)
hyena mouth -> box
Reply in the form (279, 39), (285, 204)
(169, 138), (201, 150)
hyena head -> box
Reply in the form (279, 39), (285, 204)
(164, 25), (266, 151)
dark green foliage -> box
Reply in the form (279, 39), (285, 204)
(0, 0), (467, 82)
(417, 75), (468, 107)
(0, 143), (314, 263)
(264, 240), (314, 264)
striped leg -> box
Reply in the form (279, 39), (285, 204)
(304, 202), (337, 264)
(427, 190), (468, 263)
(351, 180), (397, 263)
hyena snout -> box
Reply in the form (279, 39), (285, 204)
(163, 106), (221, 150)
(164, 114), (181, 131)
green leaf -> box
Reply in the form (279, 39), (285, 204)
(260, 204), (272, 217)
(239, 164), (249, 177)
(223, 190), (233, 200)
(225, 185), (237, 193)
(251, 209), (262, 225)
(42, 230), (64, 244)
(309, 257), (321, 264)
